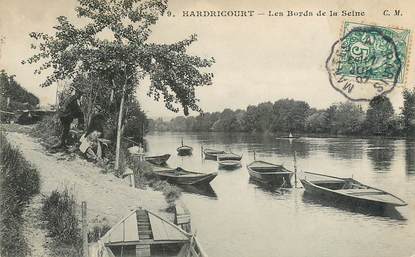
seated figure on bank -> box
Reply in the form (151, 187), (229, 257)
(79, 113), (106, 162)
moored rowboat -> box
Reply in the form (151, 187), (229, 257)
(300, 172), (407, 208)
(145, 154), (171, 166)
(152, 167), (217, 185)
(217, 152), (242, 161)
(177, 145), (193, 156)
(218, 160), (242, 170)
(97, 207), (208, 257)
(203, 148), (226, 160)
(177, 139), (193, 156)
(246, 160), (293, 186)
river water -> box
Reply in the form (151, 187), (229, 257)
(145, 132), (415, 257)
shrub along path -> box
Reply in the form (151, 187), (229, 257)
(4, 132), (167, 227)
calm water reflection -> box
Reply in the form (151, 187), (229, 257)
(145, 132), (415, 257)
(367, 138), (396, 171)
(302, 192), (406, 221)
(327, 138), (364, 160)
(406, 140), (415, 175)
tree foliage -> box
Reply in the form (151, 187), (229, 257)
(123, 99), (148, 142)
(149, 98), (312, 133)
(331, 102), (365, 135)
(305, 111), (329, 133)
(0, 70), (40, 110)
(402, 88), (415, 136)
(23, 0), (214, 116)
(365, 95), (395, 135)
(271, 99), (310, 132)
(149, 93), (415, 137)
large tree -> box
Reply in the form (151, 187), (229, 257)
(211, 108), (241, 132)
(271, 99), (310, 133)
(330, 102), (364, 135)
(365, 95), (395, 135)
(305, 110), (329, 133)
(24, 0), (214, 167)
(24, 0), (214, 115)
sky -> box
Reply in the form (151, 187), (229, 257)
(1, 0), (414, 118)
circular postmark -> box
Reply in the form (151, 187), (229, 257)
(326, 26), (402, 101)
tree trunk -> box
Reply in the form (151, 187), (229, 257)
(114, 82), (126, 171)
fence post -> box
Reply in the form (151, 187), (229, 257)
(82, 201), (88, 257)
(130, 172), (136, 188)
(293, 151), (298, 188)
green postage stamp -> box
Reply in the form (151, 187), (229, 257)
(326, 21), (411, 101)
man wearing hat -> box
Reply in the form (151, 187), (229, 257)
(52, 90), (84, 149)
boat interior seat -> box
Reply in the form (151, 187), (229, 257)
(341, 183), (367, 190)
(337, 189), (384, 195)
(312, 180), (344, 184)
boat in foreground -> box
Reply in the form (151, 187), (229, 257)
(300, 172), (407, 208)
(203, 148), (226, 160)
(246, 160), (293, 186)
(97, 208), (207, 257)
(217, 152), (242, 161)
(145, 154), (171, 166)
(218, 160), (242, 170)
(152, 166), (218, 185)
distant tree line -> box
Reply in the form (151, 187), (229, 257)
(0, 70), (40, 111)
(149, 90), (415, 137)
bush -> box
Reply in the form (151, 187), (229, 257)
(88, 223), (111, 243)
(41, 189), (82, 249)
(130, 159), (182, 211)
(31, 114), (62, 146)
(0, 132), (40, 257)
(161, 183), (182, 212)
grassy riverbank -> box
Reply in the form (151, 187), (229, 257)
(1, 123), (175, 257)
(0, 132), (40, 257)
(3, 128), (168, 226)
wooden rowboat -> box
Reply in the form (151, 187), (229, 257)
(177, 139), (193, 156)
(246, 160), (293, 186)
(98, 207), (207, 257)
(217, 152), (242, 161)
(152, 167), (217, 185)
(177, 145), (193, 156)
(218, 160), (242, 170)
(203, 148), (226, 160)
(145, 154), (171, 166)
(300, 172), (407, 208)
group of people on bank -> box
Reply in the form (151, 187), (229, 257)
(52, 90), (106, 162)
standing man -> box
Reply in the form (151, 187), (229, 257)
(52, 90), (84, 149)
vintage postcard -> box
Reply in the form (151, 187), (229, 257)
(1, 0), (414, 257)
